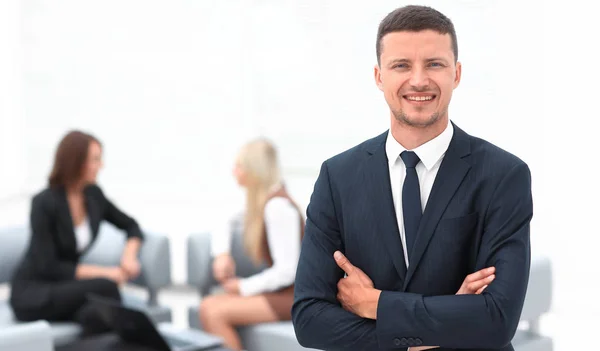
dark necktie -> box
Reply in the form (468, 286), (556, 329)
(400, 151), (422, 259)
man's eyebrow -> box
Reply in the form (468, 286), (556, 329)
(388, 58), (410, 65)
(387, 57), (450, 65)
(425, 57), (449, 63)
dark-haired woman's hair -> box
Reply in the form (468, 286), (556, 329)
(48, 130), (101, 188)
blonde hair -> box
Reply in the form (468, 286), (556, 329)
(237, 138), (282, 264)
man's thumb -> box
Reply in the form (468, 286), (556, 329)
(334, 251), (354, 274)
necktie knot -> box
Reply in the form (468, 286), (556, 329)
(400, 151), (421, 169)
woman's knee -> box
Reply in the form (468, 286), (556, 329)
(199, 295), (226, 323)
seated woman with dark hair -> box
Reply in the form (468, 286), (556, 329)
(10, 130), (144, 334)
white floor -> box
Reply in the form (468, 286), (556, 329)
(1, 283), (593, 350)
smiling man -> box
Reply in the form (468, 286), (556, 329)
(292, 5), (532, 351)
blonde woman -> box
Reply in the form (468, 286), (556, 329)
(199, 139), (304, 351)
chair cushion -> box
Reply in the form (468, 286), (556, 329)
(237, 321), (317, 351)
(49, 322), (82, 346)
(0, 300), (17, 326)
(1, 300), (82, 346)
(240, 321), (297, 339)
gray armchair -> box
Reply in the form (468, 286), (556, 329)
(186, 230), (553, 351)
(0, 223), (173, 347)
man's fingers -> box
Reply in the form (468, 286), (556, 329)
(476, 285), (488, 294)
(334, 251), (355, 275)
(465, 266), (495, 282)
(337, 292), (350, 312)
(468, 274), (495, 292)
(466, 267), (495, 282)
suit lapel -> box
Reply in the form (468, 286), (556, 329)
(84, 186), (100, 236)
(403, 124), (472, 288)
(56, 187), (77, 253)
(363, 132), (407, 281)
(83, 185), (102, 250)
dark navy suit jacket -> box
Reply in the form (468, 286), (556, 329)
(292, 123), (532, 351)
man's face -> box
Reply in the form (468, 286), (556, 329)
(374, 30), (461, 128)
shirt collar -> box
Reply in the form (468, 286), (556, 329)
(385, 120), (454, 170)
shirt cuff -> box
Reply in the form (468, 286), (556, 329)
(238, 277), (256, 297)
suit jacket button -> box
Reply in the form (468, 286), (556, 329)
(393, 338), (401, 346)
(400, 337), (408, 345)
(415, 338), (423, 345)
(407, 337), (415, 345)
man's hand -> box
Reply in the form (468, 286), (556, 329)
(334, 251), (381, 320)
(456, 267), (495, 295)
(222, 277), (241, 295)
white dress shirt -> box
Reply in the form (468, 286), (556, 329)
(385, 121), (454, 267)
(210, 188), (302, 297)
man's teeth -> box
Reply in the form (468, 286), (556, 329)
(406, 96), (434, 101)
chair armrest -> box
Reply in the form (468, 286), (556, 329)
(135, 232), (172, 303)
(0, 321), (54, 351)
(81, 223), (171, 304)
(0, 226), (29, 284)
(520, 256), (552, 333)
(187, 232), (214, 296)
(186, 230), (269, 297)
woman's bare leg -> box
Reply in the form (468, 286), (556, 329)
(198, 294), (279, 351)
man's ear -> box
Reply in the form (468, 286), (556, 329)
(374, 64), (384, 91)
(454, 61), (462, 89)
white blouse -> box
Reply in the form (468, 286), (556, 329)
(74, 217), (92, 253)
(210, 196), (302, 297)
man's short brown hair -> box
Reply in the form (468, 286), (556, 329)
(376, 5), (458, 65)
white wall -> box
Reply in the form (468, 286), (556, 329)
(0, 0), (26, 205)
(1, 0), (597, 325)
(540, 0), (600, 320)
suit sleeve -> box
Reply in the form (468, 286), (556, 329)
(29, 195), (76, 280)
(96, 187), (144, 241)
(376, 162), (532, 349)
(292, 161), (380, 350)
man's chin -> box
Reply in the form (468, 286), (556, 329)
(394, 112), (441, 128)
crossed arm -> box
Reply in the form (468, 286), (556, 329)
(333, 251), (494, 350)
(291, 161), (532, 350)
